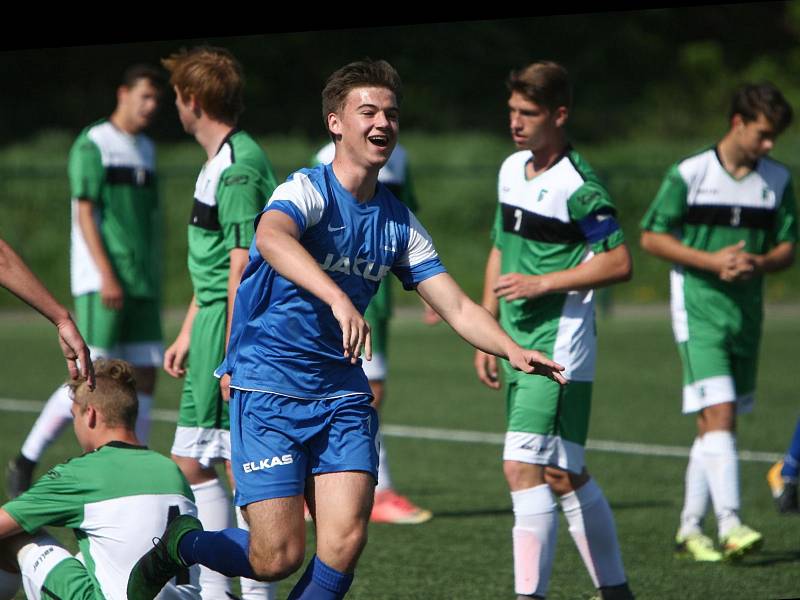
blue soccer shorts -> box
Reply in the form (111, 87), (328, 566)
(229, 389), (379, 506)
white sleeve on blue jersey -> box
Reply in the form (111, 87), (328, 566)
(393, 211), (446, 289)
(266, 173), (326, 233)
(395, 211), (438, 267)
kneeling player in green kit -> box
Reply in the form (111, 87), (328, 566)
(0, 359), (200, 599)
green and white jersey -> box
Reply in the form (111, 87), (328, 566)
(3, 442), (198, 600)
(189, 129), (277, 307)
(493, 148), (624, 383)
(640, 147), (798, 350)
(314, 142), (419, 323)
(68, 119), (160, 298)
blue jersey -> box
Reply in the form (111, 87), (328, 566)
(219, 163), (446, 399)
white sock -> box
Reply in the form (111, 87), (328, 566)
(511, 484), (558, 597)
(375, 429), (393, 492)
(560, 478), (627, 589)
(678, 437), (710, 538)
(236, 505), (277, 600)
(135, 392), (153, 445)
(192, 479), (233, 597)
(701, 430), (741, 538)
(21, 385), (73, 462)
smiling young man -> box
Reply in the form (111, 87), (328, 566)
(7, 65), (164, 499)
(474, 61), (634, 599)
(640, 82), (796, 561)
(128, 58), (566, 600)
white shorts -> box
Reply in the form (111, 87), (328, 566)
(362, 352), (387, 381)
(681, 375), (755, 415)
(90, 341), (164, 368)
(503, 431), (586, 474)
(171, 426), (231, 468)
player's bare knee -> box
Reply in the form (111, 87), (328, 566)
(249, 544), (305, 581)
(546, 467), (591, 495)
(504, 460), (545, 490)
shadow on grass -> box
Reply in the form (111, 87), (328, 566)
(432, 499), (673, 519)
(609, 500), (674, 510)
(729, 550), (800, 567)
(433, 507), (511, 518)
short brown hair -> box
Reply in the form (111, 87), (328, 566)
(322, 59), (402, 140)
(507, 61), (572, 112)
(120, 64), (165, 90)
(68, 359), (138, 430)
(162, 46), (244, 124)
(729, 82), (793, 133)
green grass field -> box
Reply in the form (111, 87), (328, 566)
(0, 309), (798, 599)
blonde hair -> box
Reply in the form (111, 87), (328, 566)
(68, 359), (138, 429)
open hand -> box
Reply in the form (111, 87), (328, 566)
(507, 347), (567, 385)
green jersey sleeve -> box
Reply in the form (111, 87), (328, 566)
(2, 461), (85, 532)
(568, 181), (625, 253)
(216, 165), (269, 251)
(641, 164), (688, 234)
(490, 203), (504, 250)
(773, 176), (799, 245)
(68, 134), (104, 202)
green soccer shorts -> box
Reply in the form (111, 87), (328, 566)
(74, 292), (163, 367)
(171, 301), (231, 467)
(503, 376), (592, 474)
(677, 340), (757, 415)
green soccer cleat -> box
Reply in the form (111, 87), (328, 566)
(674, 532), (723, 562)
(720, 524), (763, 561)
(127, 514), (202, 600)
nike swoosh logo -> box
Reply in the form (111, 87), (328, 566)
(328, 224), (346, 232)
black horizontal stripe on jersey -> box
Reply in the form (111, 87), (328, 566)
(501, 203), (584, 244)
(105, 166), (154, 187)
(189, 198), (221, 231)
(684, 205), (775, 230)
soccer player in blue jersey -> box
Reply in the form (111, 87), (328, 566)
(128, 59), (566, 600)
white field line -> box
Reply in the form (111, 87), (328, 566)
(0, 398), (781, 464)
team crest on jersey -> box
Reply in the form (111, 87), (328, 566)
(536, 189), (548, 202)
(762, 186), (775, 204)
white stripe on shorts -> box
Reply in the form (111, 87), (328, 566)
(171, 426), (231, 468)
(503, 431), (585, 474)
(682, 375), (754, 414)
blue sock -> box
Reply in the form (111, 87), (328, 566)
(782, 417), (800, 480)
(178, 528), (257, 579)
(286, 555), (354, 600)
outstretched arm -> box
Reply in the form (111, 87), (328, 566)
(417, 272), (565, 384)
(0, 239), (93, 387)
(256, 210), (370, 363)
